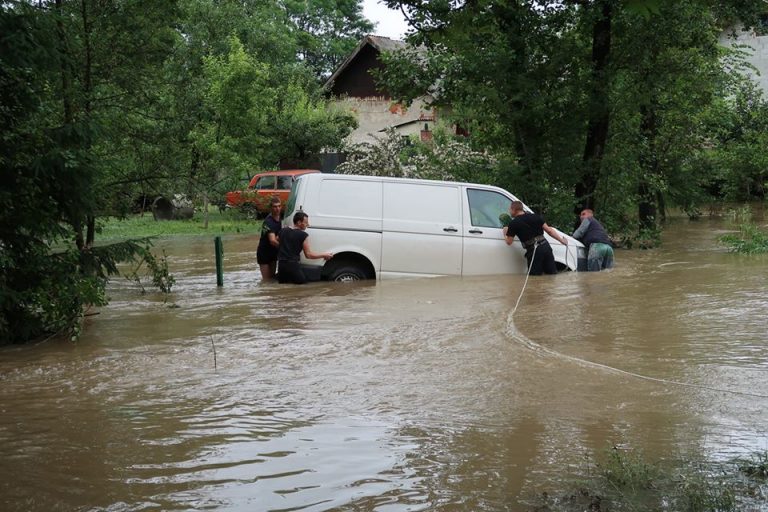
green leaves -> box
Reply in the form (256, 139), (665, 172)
(718, 206), (768, 254)
(381, 0), (768, 236)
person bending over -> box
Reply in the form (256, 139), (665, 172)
(503, 200), (567, 275)
(572, 208), (614, 271)
(277, 211), (333, 284)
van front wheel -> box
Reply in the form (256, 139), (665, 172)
(328, 265), (365, 282)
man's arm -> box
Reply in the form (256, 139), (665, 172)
(543, 223), (568, 245)
(572, 218), (590, 240)
(503, 225), (515, 246)
(302, 239), (333, 260)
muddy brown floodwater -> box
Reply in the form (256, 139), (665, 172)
(1, 215), (767, 511)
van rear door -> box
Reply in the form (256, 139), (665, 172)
(381, 182), (462, 276)
(461, 187), (528, 275)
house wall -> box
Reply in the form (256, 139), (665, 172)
(336, 96), (435, 144)
(720, 28), (768, 93)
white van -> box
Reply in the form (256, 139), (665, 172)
(283, 173), (586, 281)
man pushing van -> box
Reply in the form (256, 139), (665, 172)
(277, 211), (333, 284)
(503, 201), (568, 275)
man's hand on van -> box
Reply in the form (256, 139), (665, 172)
(323, 252), (334, 261)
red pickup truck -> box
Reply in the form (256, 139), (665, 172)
(225, 169), (320, 215)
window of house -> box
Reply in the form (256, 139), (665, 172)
(757, 14), (768, 36)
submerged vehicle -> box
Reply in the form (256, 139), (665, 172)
(284, 173), (586, 281)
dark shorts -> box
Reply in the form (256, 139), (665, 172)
(525, 241), (557, 275)
(257, 246), (278, 265)
(277, 260), (306, 284)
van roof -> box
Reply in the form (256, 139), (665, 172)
(253, 169), (320, 177)
(297, 173), (526, 209)
(299, 172), (505, 190)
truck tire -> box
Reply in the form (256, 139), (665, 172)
(328, 265), (366, 282)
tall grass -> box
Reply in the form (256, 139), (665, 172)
(530, 447), (768, 511)
(718, 205), (768, 254)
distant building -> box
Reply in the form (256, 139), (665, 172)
(324, 35), (440, 144)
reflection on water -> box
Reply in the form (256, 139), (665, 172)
(1, 217), (767, 511)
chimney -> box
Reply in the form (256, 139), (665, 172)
(420, 123), (432, 142)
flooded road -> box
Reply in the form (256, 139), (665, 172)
(1, 215), (767, 511)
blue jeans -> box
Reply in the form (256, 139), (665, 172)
(587, 243), (614, 271)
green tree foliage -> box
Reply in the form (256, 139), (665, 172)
(1, 0), (365, 343)
(191, 36), (278, 195)
(379, 0), (599, 225)
(381, 0), (768, 233)
(284, 0), (374, 78)
(0, 3), (170, 343)
(699, 83), (768, 201)
(170, 0), (361, 211)
(189, 35), (355, 216)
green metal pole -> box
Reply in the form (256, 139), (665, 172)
(214, 236), (224, 286)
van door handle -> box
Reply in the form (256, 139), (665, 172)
(443, 227), (458, 232)
(468, 229), (483, 234)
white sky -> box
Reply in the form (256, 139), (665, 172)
(361, 0), (409, 40)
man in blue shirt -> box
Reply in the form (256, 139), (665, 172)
(572, 209), (614, 271)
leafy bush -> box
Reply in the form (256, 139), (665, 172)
(718, 206), (768, 254)
(336, 127), (500, 183)
(532, 447), (766, 512)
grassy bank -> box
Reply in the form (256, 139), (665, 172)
(530, 448), (768, 511)
(98, 208), (262, 240)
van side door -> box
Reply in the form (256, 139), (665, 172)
(381, 182), (463, 276)
(461, 187), (528, 275)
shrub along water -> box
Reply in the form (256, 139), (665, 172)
(718, 206), (768, 254)
(530, 448), (768, 511)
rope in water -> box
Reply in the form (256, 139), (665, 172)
(511, 243), (537, 315)
(508, 243), (768, 399)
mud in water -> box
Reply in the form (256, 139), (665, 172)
(0, 215), (766, 511)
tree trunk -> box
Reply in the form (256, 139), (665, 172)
(203, 192), (209, 229)
(55, 0), (73, 125)
(638, 104), (659, 233)
(638, 181), (656, 232)
(86, 216), (96, 247)
(81, 0), (95, 248)
(575, 0), (612, 215)
(55, 0), (86, 249)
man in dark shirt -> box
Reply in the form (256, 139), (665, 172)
(503, 201), (568, 275)
(277, 211), (333, 284)
(572, 208), (614, 271)
(257, 197), (282, 281)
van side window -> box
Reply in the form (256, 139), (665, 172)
(254, 176), (276, 190)
(467, 188), (512, 228)
(277, 176), (293, 189)
(285, 177), (301, 214)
